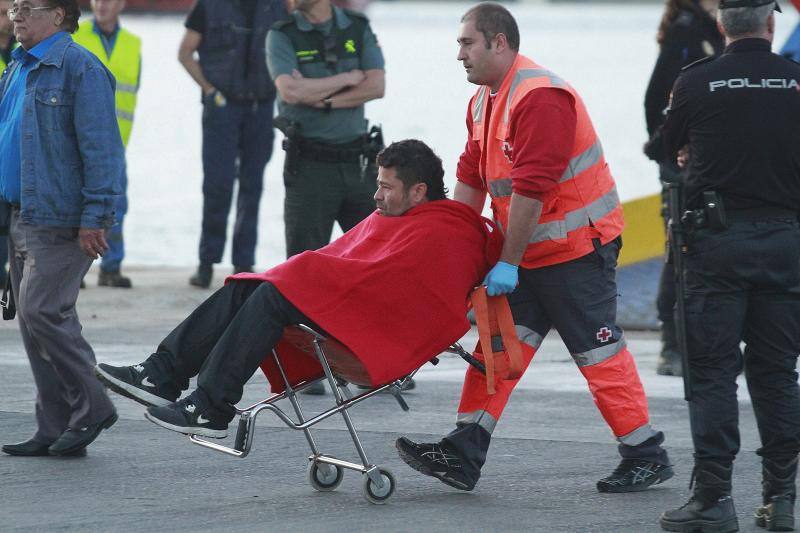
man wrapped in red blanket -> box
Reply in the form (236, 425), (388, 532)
(95, 140), (501, 438)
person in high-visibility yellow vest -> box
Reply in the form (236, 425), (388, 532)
(0, 0), (14, 74)
(0, 0), (16, 288)
(73, 0), (140, 288)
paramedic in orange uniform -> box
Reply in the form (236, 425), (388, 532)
(396, 2), (674, 494)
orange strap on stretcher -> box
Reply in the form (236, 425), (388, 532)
(470, 286), (525, 394)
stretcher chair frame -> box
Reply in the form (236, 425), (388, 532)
(188, 323), (419, 504)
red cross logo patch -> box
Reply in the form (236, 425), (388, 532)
(596, 327), (613, 343)
(502, 140), (514, 163)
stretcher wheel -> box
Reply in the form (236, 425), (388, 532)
(308, 461), (344, 492)
(362, 468), (395, 504)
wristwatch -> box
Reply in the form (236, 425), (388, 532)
(323, 98), (333, 112)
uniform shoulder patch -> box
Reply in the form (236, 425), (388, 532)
(682, 54), (715, 71)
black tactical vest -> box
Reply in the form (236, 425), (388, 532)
(198, 0), (286, 101)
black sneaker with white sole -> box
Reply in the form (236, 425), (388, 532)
(597, 458), (674, 493)
(145, 397), (228, 439)
(95, 363), (178, 408)
(395, 436), (477, 491)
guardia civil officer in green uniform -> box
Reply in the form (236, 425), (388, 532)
(267, 0), (385, 260)
(268, 0), (385, 395)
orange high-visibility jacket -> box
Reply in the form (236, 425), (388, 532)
(469, 54), (625, 268)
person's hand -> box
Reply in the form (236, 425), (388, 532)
(202, 86), (226, 107)
(677, 145), (690, 169)
(642, 128), (664, 162)
(483, 261), (519, 296)
(345, 69), (365, 86)
(78, 228), (109, 260)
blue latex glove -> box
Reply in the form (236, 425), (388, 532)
(483, 261), (519, 296)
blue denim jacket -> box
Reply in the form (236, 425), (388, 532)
(0, 33), (123, 228)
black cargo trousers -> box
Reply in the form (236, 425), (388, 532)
(685, 217), (800, 465)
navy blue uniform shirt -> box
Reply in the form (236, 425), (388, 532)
(662, 38), (800, 211)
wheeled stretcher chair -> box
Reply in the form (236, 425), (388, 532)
(189, 324), (484, 504)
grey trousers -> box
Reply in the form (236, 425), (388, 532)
(8, 209), (115, 443)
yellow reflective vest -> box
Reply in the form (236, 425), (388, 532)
(73, 22), (141, 147)
(0, 40), (19, 77)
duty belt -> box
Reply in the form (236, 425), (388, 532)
(297, 137), (364, 164)
(684, 206), (798, 229)
(725, 207), (798, 221)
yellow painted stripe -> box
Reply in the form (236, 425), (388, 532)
(618, 193), (664, 267)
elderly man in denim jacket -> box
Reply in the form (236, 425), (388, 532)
(0, 0), (123, 458)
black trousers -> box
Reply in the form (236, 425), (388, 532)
(199, 100), (274, 267)
(685, 219), (800, 464)
(445, 239), (665, 484)
(142, 281), (313, 420)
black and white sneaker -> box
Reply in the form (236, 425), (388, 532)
(95, 363), (178, 408)
(395, 436), (476, 491)
(597, 458), (674, 493)
(145, 398), (228, 439)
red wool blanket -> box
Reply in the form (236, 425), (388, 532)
(230, 200), (502, 391)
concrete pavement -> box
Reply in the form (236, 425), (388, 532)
(0, 267), (769, 532)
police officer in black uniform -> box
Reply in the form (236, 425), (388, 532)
(657, 1), (800, 531)
(179, 0), (288, 288)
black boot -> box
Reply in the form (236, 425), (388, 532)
(660, 461), (739, 532)
(189, 263), (213, 288)
(657, 320), (683, 377)
(755, 457), (797, 531)
(98, 269), (132, 288)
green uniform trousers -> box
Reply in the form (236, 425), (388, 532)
(284, 156), (376, 258)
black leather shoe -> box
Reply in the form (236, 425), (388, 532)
(98, 270), (132, 288)
(189, 263), (213, 288)
(49, 412), (118, 456)
(2, 439), (86, 457)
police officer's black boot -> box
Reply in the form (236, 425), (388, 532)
(189, 263), (213, 289)
(755, 457), (797, 531)
(660, 460), (739, 532)
(656, 320), (683, 377)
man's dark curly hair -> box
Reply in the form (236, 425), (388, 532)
(376, 140), (448, 201)
(45, 0), (80, 33)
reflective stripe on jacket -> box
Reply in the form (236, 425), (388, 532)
(73, 23), (141, 147)
(470, 54), (624, 268)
